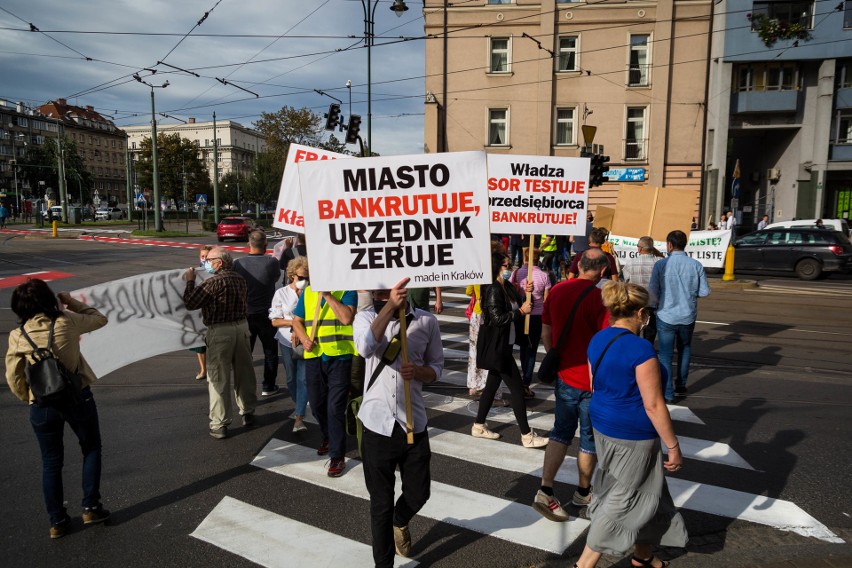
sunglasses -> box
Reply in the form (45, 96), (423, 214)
(294, 275), (309, 281)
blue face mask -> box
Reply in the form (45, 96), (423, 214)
(501, 269), (512, 281)
(203, 260), (216, 274)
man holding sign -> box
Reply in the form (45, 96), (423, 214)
(354, 277), (443, 566)
(291, 285), (358, 477)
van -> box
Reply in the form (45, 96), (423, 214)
(763, 218), (850, 237)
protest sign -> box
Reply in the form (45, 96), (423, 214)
(297, 151), (492, 291)
(72, 269), (207, 378)
(610, 184), (697, 242)
(486, 154), (590, 235)
(609, 229), (732, 269)
(273, 144), (349, 232)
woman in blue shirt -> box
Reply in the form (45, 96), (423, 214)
(572, 282), (687, 568)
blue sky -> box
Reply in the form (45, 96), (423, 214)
(0, 0), (427, 155)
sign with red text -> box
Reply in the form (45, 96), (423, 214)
(486, 154), (590, 235)
(272, 144), (349, 232)
(298, 151), (492, 291)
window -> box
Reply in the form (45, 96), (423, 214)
(489, 37), (510, 73)
(554, 108), (576, 146)
(839, 61), (852, 89)
(735, 63), (800, 92)
(846, 0), (852, 28)
(628, 34), (650, 86)
(488, 108), (509, 146)
(836, 111), (852, 144)
(132, 141), (137, 150)
(16, 117), (28, 127)
(751, 1), (814, 29)
(625, 107), (647, 160)
(557, 37), (579, 72)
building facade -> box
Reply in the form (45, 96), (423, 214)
(705, 0), (852, 229)
(423, 0), (712, 213)
(0, 99), (61, 206)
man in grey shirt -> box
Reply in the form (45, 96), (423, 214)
(353, 277), (444, 567)
(234, 230), (281, 396)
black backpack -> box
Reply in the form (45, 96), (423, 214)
(19, 319), (84, 408)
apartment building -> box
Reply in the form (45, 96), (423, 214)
(0, 99), (61, 201)
(705, 0), (852, 228)
(423, 0), (712, 212)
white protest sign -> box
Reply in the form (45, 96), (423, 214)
(273, 144), (349, 232)
(609, 230), (733, 269)
(298, 151), (492, 291)
(72, 269), (207, 378)
(487, 154), (590, 235)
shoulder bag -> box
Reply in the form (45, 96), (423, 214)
(19, 319), (84, 407)
(537, 284), (596, 384)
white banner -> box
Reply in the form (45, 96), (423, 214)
(272, 144), (349, 232)
(609, 230), (733, 268)
(72, 269), (208, 378)
(486, 154), (590, 235)
(297, 151), (492, 291)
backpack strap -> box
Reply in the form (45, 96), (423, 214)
(552, 283), (596, 353)
(19, 319), (57, 359)
(365, 312), (414, 393)
(591, 330), (631, 383)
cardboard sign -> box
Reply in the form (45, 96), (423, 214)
(272, 144), (349, 232)
(610, 185), (698, 242)
(486, 154), (590, 235)
(609, 229), (732, 268)
(297, 151), (492, 291)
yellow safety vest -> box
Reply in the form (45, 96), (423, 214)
(541, 234), (557, 252)
(302, 287), (356, 359)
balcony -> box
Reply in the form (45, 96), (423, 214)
(837, 87), (852, 110)
(731, 90), (800, 114)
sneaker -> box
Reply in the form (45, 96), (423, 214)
(292, 418), (307, 433)
(82, 505), (111, 525)
(327, 457), (346, 477)
(674, 385), (688, 395)
(471, 422), (501, 440)
(50, 515), (71, 539)
(242, 413), (255, 428)
(209, 425), (228, 439)
(393, 524), (412, 557)
(532, 490), (569, 522)
(521, 430), (549, 448)
(261, 386), (279, 397)
(571, 488), (592, 507)
(317, 437), (330, 456)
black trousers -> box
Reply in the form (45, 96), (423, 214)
(476, 355), (531, 434)
(642, 307), (658, 345)
(362, 424), (431, 568)
(246, 313), (279, 390)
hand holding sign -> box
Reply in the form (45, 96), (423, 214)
(387, 277), (410, 311)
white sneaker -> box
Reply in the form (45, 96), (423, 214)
(521, 430), (549, 448)
(471, 422), (501, 440)
(532, 490), (570, 522)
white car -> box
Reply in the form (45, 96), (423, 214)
(42, 206), (63, 220)
(95, 207), (124, 220)
(763, 218), (850, 237)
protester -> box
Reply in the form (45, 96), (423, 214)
(279, 232), (307, 272)
(5, 279), (111, 538)
(508, 234), (523, 267)
(567, 228), (618, 281)
(572, 281), (687, 568)
(570, 212), (595, 257)
(725, 210), (736, 232)
(183, 247), (257, 439)
(471, 252), (548, 448)
(270, 256), (310, 433)
(292, 282), (358, 477)
(757, 215), (769, 231)
(234, 230), (281, 396)
(464, 283), (489, 397)
(190, 245), (213, 381)
(407, 286), (443, 314)
(354, 277), (444, 566)
(0, 201), (8, 229)
(510, 247), (551, 397)
(650, 230), (711, 403)
(532, 249), (609, 521)
(620, 236), (663, 343)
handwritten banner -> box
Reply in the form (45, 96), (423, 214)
(272, 144), (349, 232)
(297, 151), (492, 291)
(486, 154), (590, 235)
(72, 269), (208, 378)
(609, 230), (733, 268)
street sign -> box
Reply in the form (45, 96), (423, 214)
(603, 167), (645, 182)
(196, 194), (207, 205)
(731, 178), (741, 198)
(135, 193), (145, 202)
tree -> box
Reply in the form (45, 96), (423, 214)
(135, 133), (210, 205)
(253, 106), (326, 159)
(18, 136), (93, 204)
(318, 134), (353, 155)
(219, 171), (242, 209)
(242, 151), (283, 211)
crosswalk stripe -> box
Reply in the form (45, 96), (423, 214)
(252, 439), (590, 554)
(191, 496), (418, 567)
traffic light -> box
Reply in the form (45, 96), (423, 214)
(345, 114), (362, 145)
(324, 103), (341, 131)
(589, 153), (611, 187)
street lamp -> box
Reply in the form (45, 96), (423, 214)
(134, 73), (169, 231)
(359, 0), (408, 155)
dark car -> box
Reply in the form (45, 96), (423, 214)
(217, 216), (257, 242)
(734, 228), (852, 280)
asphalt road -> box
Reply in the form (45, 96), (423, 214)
(1, 233), (851, 568)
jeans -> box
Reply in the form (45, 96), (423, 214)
(656, 318), (695, 400)
(280, 344), (307, 416)
(306, 357), (352, 459)
(362, 425), (431, 568)
(29, 387), (102, 525)
(551, 380), (595, 453)
(247, 313), (279, 391)
(518, 315), (542, 386)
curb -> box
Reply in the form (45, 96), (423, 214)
(709, 278), (759, 290)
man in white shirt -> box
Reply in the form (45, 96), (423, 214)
(725, 210), (737, 231)
(353, 277), (444, 567)
(757, 214), (769, 231)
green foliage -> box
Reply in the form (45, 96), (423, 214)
(219, 171), (242, 208)
(253, 106), (325, 160)
(18, 137), (94, 204)
(134, 133), (211, 205)
(243, 151), (284, 209)
(747, 13), (812, 48)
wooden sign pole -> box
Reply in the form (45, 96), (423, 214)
(399, 306), (414, 444)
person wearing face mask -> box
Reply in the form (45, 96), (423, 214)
(571, 281), (686, 568)
(471, 252), (549, 448)
(270, 257), (311, 433)
(189, 245), (213, 381)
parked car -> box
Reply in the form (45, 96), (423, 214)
(762, 218), (850, 237)
(733, 228), (852, 280)
(217, 216), (257, 242)
(42, 206), (63, 220)
(95, 207), (124, 220)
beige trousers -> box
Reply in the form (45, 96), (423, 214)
(206, 320), (257, 428)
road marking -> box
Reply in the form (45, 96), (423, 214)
(0, 270), (74, 289)
(252, 439), (589, 554)
(192, 496), (418, 567)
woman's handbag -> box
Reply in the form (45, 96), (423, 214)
(476, 322), (507, 372)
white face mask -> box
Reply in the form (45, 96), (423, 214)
(295, 279), (308, 290)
